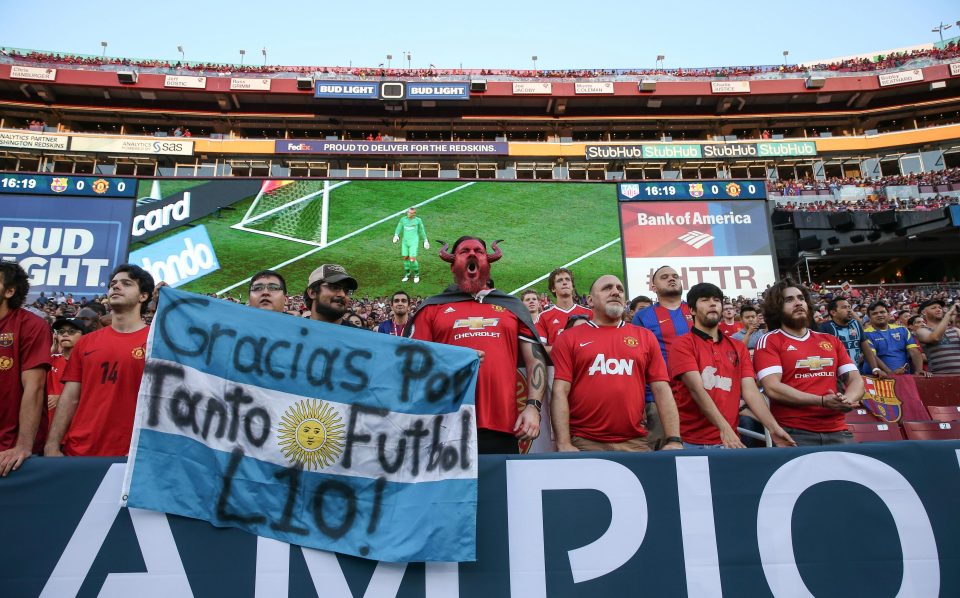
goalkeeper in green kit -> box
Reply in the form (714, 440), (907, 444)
(393, 207), (429, 283)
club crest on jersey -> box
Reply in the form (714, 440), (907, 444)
(688, 183), (705, 198)
(862, 376), (903, 422)
(623, 336), (639, 348)
(491, 305), (505, 312)
(132, 346), (146, 360)
(51, 177), (69, 193)
(0, 332), (13, 348)
(796, 356), (833, 371)
(818, 341), (833, 351)
(0, 356), (13, 370)
(454, 317), (499, 330)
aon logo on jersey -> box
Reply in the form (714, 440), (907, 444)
(589, 354), (635, 376)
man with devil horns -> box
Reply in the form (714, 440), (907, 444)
(407, 236), (549, 454)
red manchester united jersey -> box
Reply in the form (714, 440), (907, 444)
(536, 303), (592, 346)
(753, 329), (856, 433)
(668, 329), (754, 445)
(412, 302), (534, 434)
(60, 325), (150, 456)
(0, 308), (51, 453)
(552, 321), (668, 442)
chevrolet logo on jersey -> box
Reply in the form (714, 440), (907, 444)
(796, 356), (834, 371)
(453, 317), (499, 330)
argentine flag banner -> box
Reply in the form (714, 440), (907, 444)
(122, 287), (480, 562)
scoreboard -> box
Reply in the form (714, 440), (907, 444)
(617, 180), (777, 299)
(0, 173), (136, 198)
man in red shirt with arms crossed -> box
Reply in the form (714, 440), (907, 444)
(753, 279), (864, 446)
(45, 264), (155, 457)
(0, 261), (51, 476)
(410, 237), (548, 454)
(551, 274), (682, 452)
(669, 283), (794, 449)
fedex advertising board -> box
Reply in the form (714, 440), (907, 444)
(0, 194), (134, 297)
(619, 198), (777, 299)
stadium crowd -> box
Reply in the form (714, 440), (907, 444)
(3, 248), (960, 475)
(3, 41), (958, 79)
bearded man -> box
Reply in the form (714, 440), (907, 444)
(408, 237), (549, 454)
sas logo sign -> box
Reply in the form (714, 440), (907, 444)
(129, 225), (220, 288)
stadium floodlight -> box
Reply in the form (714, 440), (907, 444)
(262, 47), (267, 65)
(100, 41), (108, 57)
(931, 22), (953, 42)
(782, 50), (789, 66)
(405, 51), (412, 69)
(239, 49), (245, 65)
(532, 55), (538, 72)
(655, 54), (665, 69)
(177, 45), (184, 63)
(387, 54), (392, 68)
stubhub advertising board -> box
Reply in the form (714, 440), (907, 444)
(0, 194), (134, 297)
(129, 225), (219, 287)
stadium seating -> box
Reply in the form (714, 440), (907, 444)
(844, 408), (881, 423)
(926, 405), (960, 422)
(901, 420), (960, 441)
(847, 422), (904, 443)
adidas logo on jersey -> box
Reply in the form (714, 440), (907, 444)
(552, 319), (560, 324)
(787, 345), (798, 351)
(444, 307), (456, 313)
(588, 354), (635, 376)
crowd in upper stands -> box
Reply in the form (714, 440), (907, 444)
(3, 41), (958, 79)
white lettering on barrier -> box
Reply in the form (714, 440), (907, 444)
(1, 226), (107, 286)
(254, 537), (459, 598)
(506, 459), (647, 598)
(40, 464), (192, 598)
(756, 452), (939, 597)
(133, 193), (191, 236)
(676, 457), (722, 598)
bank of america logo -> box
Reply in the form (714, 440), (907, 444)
(678, 231), (714, 249)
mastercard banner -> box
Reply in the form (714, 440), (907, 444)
(619, 197), (777, 299)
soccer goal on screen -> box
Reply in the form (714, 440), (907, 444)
(234, 180), (350, 246)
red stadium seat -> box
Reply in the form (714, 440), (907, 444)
(847, 422), (904, 443)
(844, 408), (880, 423)
(901, 421), (960, 441)
(926, 405), (960, 422)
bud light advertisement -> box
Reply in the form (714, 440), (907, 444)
(128, 225), (220, 287)
(0, 194), (135, 298)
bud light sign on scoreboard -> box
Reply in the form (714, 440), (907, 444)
(0, 194), (135, 297)
(618, 182), (777, 299)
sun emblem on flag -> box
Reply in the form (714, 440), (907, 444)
(278, 399), (345, 470)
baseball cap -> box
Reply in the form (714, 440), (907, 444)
(307, 264), (358, 291)
(52, 317), (88, 335)
(918, 298), (945, 312)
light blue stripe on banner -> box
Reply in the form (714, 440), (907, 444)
(150, 288), (479, 416)
(127, 429), (477, 563)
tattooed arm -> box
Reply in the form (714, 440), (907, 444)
(514, 340), (547, 441)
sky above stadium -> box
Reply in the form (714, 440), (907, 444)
(1, 0), (958, 70)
